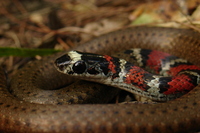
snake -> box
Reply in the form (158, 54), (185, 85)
(0, 26), (200, 133)
(54, 49), (200, 102)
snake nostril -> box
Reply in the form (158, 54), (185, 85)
(56, 64), (65, 71)
(55, 54), (71, 71)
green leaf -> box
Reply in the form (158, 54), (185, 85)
(0, 47), (61, 57)
(132, 13), (161, 25)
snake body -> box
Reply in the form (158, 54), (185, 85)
(1, 26), (200, 132)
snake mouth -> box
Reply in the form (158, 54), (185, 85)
(54, 54), (71, 72)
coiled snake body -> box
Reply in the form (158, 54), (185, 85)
(0, 26), (200, 132)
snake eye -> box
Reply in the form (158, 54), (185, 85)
(72, 61), (86, 74)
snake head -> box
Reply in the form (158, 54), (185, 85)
(54, 51), (113, 79)
(55, 51), (88, 75)
(55, 51), (101, 76)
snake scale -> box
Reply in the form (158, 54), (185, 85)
(0, 26), (200, 133)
